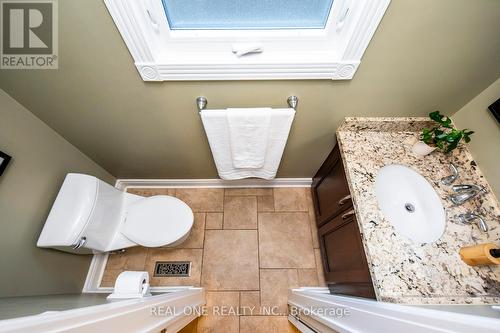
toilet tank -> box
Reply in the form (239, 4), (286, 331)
(37, 173), (125, 253)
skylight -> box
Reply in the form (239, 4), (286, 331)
(104, 0), (391, 80)
(161, 0), (335, 30)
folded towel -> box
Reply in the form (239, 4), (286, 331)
(226, 108), (271, 169)
(201, 108), (295, 180)
(200, 109), (229, 175)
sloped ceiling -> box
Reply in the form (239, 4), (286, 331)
(1, 0), (499, 178)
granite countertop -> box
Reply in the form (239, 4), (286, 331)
(336, 117), (500, 304)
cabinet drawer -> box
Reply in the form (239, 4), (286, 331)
(312, 144), (352, 226)
(318, 206), (356, 232)
(319, 218), (372, 283)
(318, 212), (375, 299)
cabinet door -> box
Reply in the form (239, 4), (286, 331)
(318, 212), (376, 299)
(312, 144), (352, 226)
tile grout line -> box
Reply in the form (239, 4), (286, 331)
(257, 198), (262, 314)
(258, 266), (316, 270)
(306, 195), (322, 282)
(237, 192), (245, 328)
(198, 213), (207, 288)
(222, 188), (226, 230)
(253, 195), (258, 231)
(262, 189), (273, 316)
(238, 292), (241, 332)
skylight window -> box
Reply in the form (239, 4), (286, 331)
(104, 0), (391, 81)
(161, 0), (335, 30)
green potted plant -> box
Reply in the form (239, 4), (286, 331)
(412, 111), (474, 156)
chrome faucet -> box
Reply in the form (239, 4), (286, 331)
(448, 184), (486, 205)
(458, 213), (489, 232)
(441, 163), (459, 185)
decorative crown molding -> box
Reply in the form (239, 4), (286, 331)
(104, 0), (390, 81)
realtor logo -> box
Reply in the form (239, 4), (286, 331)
(1, 0), (58, 69)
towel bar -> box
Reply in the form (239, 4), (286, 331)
(196, 96), (298, 112)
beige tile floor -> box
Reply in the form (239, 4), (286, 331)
(101, 187), (326, 333)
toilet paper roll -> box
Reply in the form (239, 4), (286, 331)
(114, 271), (150, 294)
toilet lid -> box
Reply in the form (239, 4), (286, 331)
(122, 196), (194, 247)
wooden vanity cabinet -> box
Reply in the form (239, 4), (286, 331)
(312, 143), (376, 299)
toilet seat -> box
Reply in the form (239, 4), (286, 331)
(121, 195), (194, 247)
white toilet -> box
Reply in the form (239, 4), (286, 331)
(37, 173), (194, 254)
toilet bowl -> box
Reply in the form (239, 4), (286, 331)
(37, 173), (194, 253)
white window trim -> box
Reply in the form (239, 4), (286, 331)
(104, 0), (391, 81)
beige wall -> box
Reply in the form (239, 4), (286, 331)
(452, 79), (500, 198)
(0, 90), (115, 297)
(0, 0), (499, 179)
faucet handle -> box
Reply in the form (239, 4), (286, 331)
(458, 213), (489, 232)
(441, 163), (459, 185)
(452, 184), (486, 193)
(452, 184), (472, 192)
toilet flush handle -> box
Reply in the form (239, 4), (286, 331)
(72, 236), (87, 250)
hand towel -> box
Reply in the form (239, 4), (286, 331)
(201, 108), (295, 180)
(226, 108), (271, 169)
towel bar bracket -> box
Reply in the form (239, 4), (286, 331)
(196, 96), (208, 111)
(196, 96), (298, 112)
(287, 96), (298, 110)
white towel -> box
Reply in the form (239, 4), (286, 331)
(201, 108), (295, 180)
(226, 108), (271, 169)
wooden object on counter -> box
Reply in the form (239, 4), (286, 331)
(459, 243), (500, 266)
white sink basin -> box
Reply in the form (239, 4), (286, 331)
(375, 164), (446, 244)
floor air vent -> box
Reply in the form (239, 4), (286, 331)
(154, 261), (191, 277)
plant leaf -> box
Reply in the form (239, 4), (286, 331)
(446, 130), (462, 142)
(426, 112), (474, 152)
(436, 132), (448, 140)
(441, 117), (452, 128)
(446, 140), (459, 153)
(429, 111), (443, 123)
